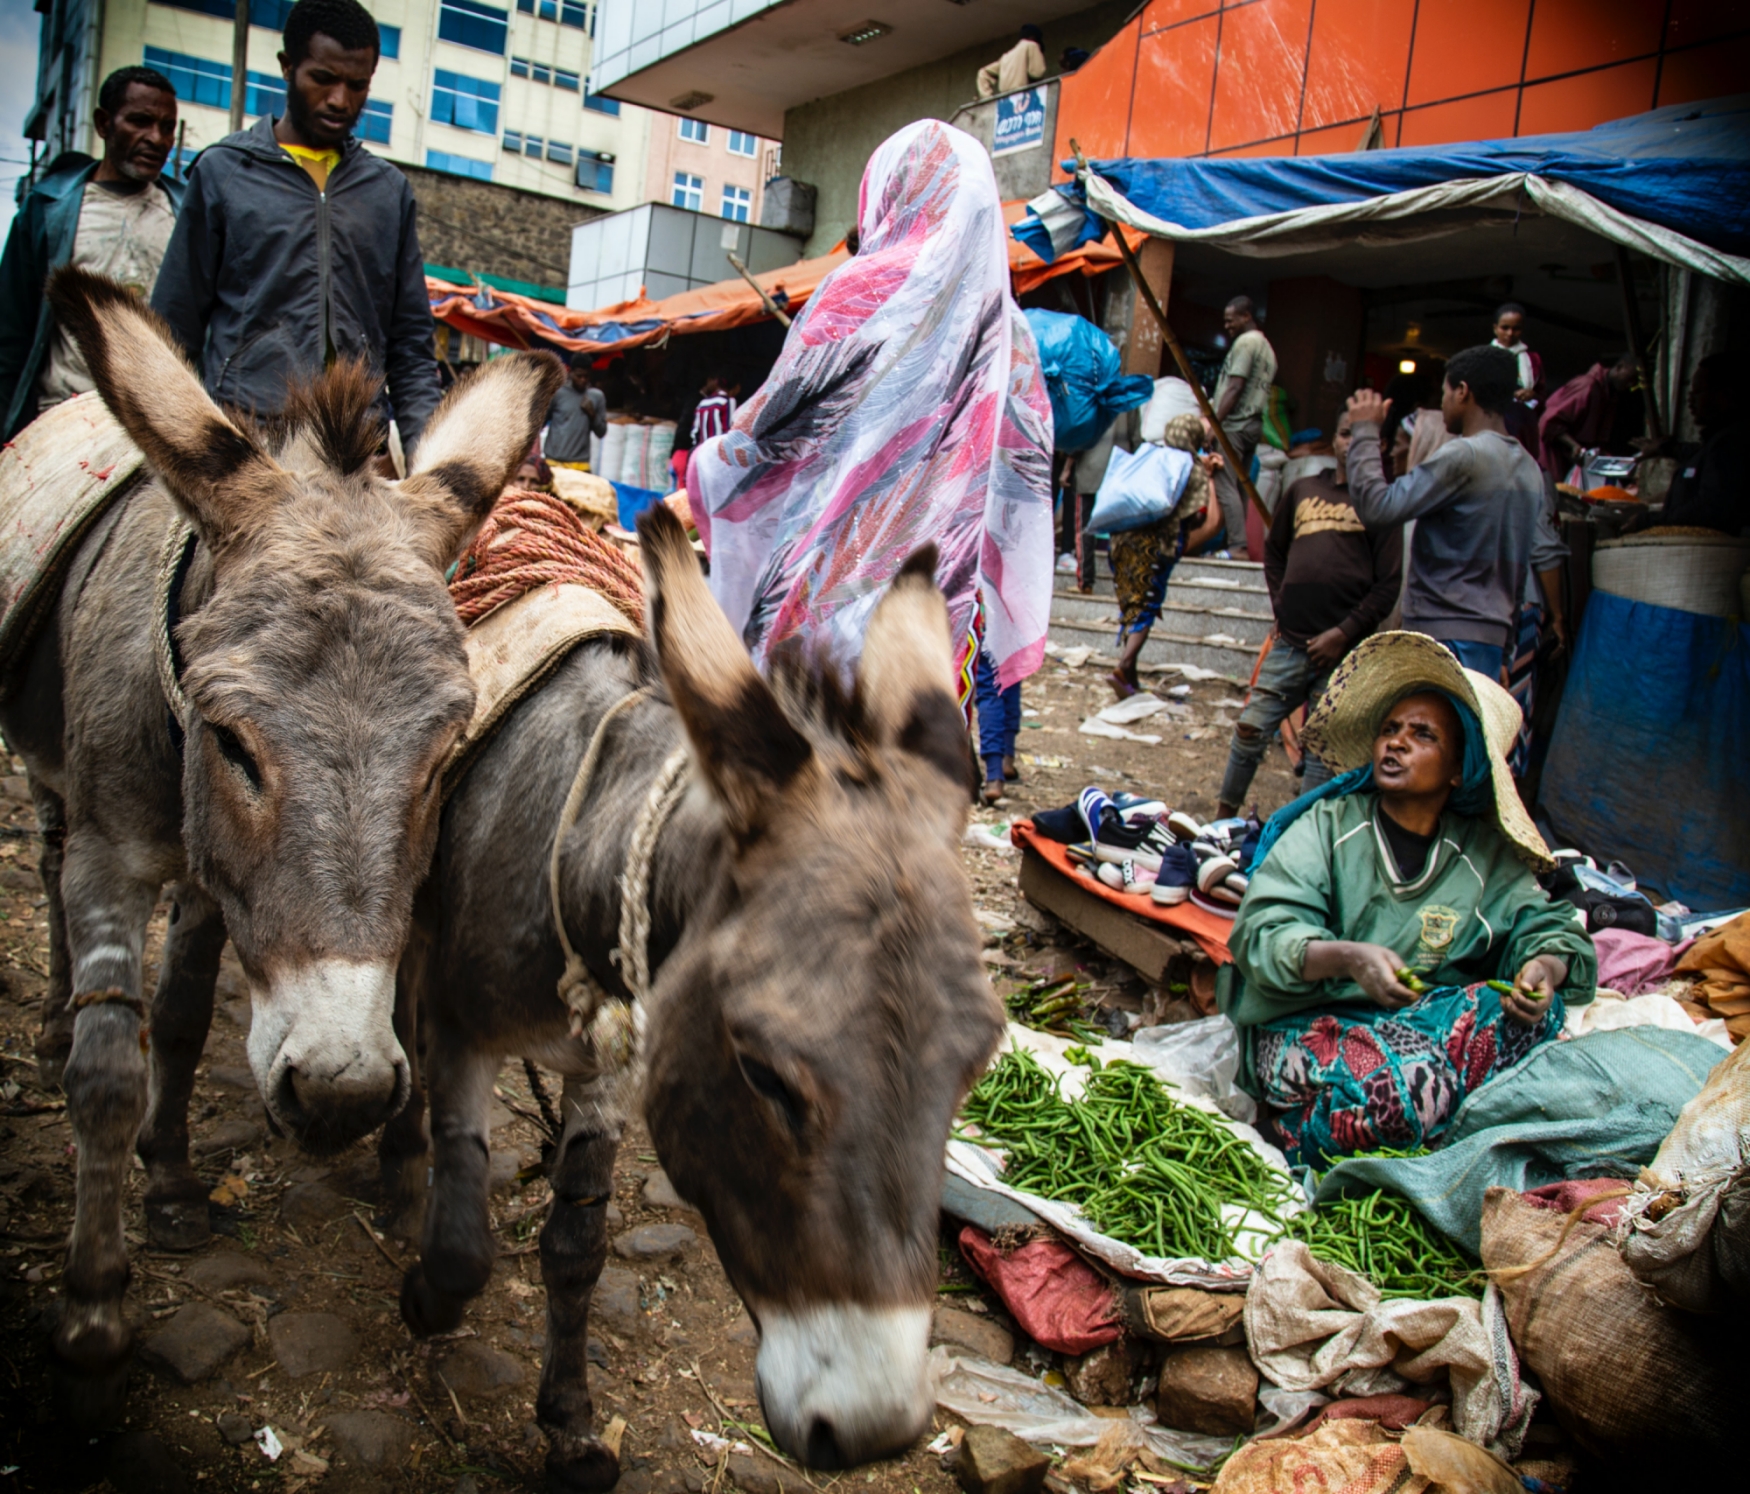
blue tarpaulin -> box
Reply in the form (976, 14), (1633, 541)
(1016, 96), (1750, 280)
(1540, 589), (1750, 911)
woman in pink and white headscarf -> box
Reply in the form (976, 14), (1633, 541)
(688, 119), (1054, 697)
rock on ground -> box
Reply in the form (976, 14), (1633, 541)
(192, 1118), (261, 1157)
(323, 1410), (416, 1468)
(641, 1169), (698, 1212)
(592, 1265), (641, 1334)
(268, 1311), (358, 1377)
(216, 1410), (255, 1445)
(1155, 1344), (1258, 1437)
(726, 1451), (811, 1494)
(931, 1304), (1015, 1366)
(613, 1223), (698, 1261)
(185, 1250), (278, 1294)
(435, 1340), (527, 1399)
(1063, 1340), (1136, 1406)
(279, 1179), (348, 1229)
(137, 1302), (251, 1384)
(952, 1424), (1050, 1494)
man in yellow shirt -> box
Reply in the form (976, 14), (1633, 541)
(152, 0), (440, 454)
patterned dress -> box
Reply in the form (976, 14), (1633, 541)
(1110, 414), (1209, 639)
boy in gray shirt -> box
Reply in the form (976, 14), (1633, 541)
(1344, 346), (1550, 679)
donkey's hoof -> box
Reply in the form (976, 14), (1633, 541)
(145, 1183), (213, 1251)
(53, 1300), (133, 1377)
(399, 1263), (468, 1337)
(51, 1356), (130, 1430)
(545, 1440), (620, 1493)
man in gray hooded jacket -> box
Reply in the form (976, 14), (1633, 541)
(150, 0), (440, 454)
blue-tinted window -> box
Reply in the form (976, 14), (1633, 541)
(524, 135), (544, 157)
(555, 68), (579, 91)
(532, 62), (551, 84)
(721, 184), (750, 223)
(148, 0), (391, 54)
(517, 0), (534, 11)
(671, 172), (701, 212)
(727, 129), (756, 158)
(561, 0), (587, 27)
(503, 129), (524, 152)
(426, 148), (493, 181)
(539, 0), (557, 18)
(510, 56), (530, 77)
(438, 0), (508, 55)
(379, 25), (401, 59)
(677, 117), (707, 144)
(144, 46), (231, 111)
(547, 140), (573, 165)
(245, 70), (284, 118)
(583, 88), (620, 116)
(432, 70), (501, 133)
(250, 0), (294, 26)
(577, 157), (612, 194)
(359, 99), (392, 144)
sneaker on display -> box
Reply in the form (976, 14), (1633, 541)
(1150, 843), (1196, 905)
(1095, 817), (1176, 872)
(1194, 842), (1239, 893)
(1166, 810), (1203, 843)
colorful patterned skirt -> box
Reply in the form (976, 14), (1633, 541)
(1252, 983), (1566, 1167)
(1110, 520), (1184, 639)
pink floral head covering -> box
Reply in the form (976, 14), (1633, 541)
(688, 120), (1054, 689)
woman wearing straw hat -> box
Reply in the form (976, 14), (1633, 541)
(1218, 631), (1596, 1166)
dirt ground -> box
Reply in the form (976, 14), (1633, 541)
(0, 661), (1300, 1494)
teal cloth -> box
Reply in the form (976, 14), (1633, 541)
(1313, 1026), (1725, 1254)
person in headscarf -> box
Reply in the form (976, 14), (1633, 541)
(687, 120), (1054, 699)
(1217, 631), (1595, 1167)
(1106, 412), (1211, 698)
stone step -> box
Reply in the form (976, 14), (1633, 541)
(1046, 617), (1259, 683)
(1053, 591), (1273, 646)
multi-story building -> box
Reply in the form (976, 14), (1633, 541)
(23, 0), (778, 295)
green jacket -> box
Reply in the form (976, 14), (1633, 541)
(0, 153), (187, 439)
(1218, 792), (1596, 1029)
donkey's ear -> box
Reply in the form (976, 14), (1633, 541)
(857, 545), (969, 788)
(47, 268), (283, 548)
(401, 350), (564, 562)
(638, 504), (813, 833)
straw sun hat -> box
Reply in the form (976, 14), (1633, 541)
(1301, 630), (1554, 870)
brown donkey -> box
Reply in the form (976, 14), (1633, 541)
(0, 269), (559, 1418)
(390, 508), (1003, 1490)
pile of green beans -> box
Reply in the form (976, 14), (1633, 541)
(1003, 976), (1108, 1046)
(959, 1050), (1298, 1263)
(1283, 1189), (1486, 1299)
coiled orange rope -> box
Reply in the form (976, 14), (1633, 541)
(449, 488), (645, 629)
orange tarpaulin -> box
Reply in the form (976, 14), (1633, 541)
(428, 201), (1134, 352)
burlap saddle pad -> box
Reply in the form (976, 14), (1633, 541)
(0, 393), (146, 675)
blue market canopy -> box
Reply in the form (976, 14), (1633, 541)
(1015, 96), (1750, 286)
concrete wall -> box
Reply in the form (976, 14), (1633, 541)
(402, 165), (603, 288)
(780, 1), (1134, 257)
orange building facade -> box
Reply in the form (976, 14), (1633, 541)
(1055, 0), (1748, 169)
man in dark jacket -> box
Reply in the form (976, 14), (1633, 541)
(0, 66), (182, 439)
(150, 0), (440, 454)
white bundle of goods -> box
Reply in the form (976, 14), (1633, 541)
(621, 423), (651, 490)
(598, 422), (630, 486)
(589, 429), (604, 476)
(644, 422), (677, 492)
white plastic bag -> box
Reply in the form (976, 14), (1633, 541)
(1138, 377), (1203, 445)
(1132, 1015), (1257, 1124)
(1086, 444), (1193, 535)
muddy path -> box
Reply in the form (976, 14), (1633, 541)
(0, 661), (1297, 1493)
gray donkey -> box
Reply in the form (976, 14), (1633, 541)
(0, 268), (560, 1417)
(386, 507), (1004, 1491)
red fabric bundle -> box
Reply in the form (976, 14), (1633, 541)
(957, 1225), (1122, 1355)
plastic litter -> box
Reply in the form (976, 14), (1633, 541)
(255, 1427), (283, 1463)
(1024, 309), (1154, 453)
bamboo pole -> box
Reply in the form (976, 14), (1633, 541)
(726, 252), (791, 328)
(1614, 245), (1665, 444)
(1069, 140), (1271, 528)
(229, 0), (252, 135)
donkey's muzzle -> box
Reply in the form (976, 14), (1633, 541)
(752, 1302), (932, 1468)
(248, 959), (409, 1153)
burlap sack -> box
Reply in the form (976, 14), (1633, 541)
(1479, 1187), (1743, 1468)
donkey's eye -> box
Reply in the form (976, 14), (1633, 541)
(211, 724), (262, 790)
(738, 1055), (807, 1136)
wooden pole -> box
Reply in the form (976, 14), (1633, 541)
(1069, 141), (1271, 527)
(726, 252), (791, 327)
(229, 0), (252, 135)
(1614, 245), (1665, 443)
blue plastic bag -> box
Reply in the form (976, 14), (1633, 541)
(1085, 444), (1194, 534)
(613, 481), (668, 531)
(1023, 308), (1153, 453)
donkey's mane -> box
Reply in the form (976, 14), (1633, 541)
(249, 358), (387, 475)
